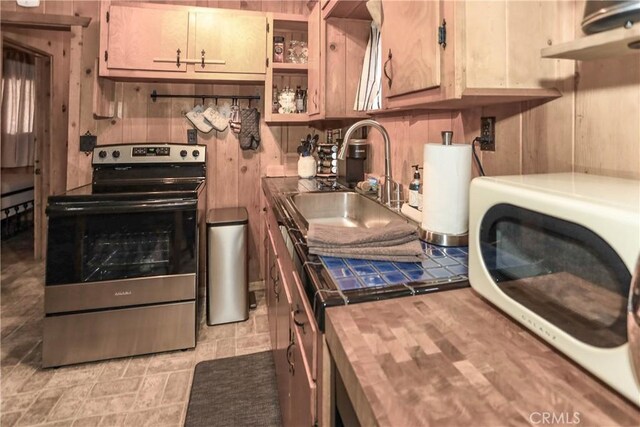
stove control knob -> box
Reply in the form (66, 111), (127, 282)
(192, 150), (200, 158)
(98, 150), (107, 159)
(112, 150), (121, 158)
(180, 150), (188, 158)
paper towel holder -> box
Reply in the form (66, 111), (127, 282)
(419, 130), (469, 247)
(421, 229), (468, 247)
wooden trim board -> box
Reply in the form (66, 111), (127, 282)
(1, 11), (91, 29)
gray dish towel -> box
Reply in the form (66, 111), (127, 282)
(239, 108), (260, 151)
(307, 221), (426, 262)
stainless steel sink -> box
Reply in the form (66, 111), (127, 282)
(285, 192), (408, 234)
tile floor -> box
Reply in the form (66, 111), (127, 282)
(1, 232), (271, 426)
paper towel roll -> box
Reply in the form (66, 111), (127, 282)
(422, 143), (472, 235)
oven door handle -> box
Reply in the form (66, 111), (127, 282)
(46, 200), (197, 216)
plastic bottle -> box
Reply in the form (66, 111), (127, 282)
(409, 164), (421, 209)
(295, 86), (305, 113)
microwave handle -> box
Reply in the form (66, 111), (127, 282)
(46, 200), (197, 216)
(629, 253), (640, 384)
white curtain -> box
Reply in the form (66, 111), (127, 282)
(1, 50), (36, 168)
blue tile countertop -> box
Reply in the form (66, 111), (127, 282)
(320, 242), (468, 292)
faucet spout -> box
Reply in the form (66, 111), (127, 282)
(338, 119), (394, 207)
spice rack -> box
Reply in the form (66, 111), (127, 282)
(316, 143), (339, 177)
(265, 13), (311, 123)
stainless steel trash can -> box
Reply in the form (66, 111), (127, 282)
(206, 207), (249, 325)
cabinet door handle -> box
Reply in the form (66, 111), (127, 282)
(293, 307), (306, 334)
(176, 49), (181, 68)
(286, 341), (295, 374)
(383, 49), (392, 89)
(201, 50), (205, 68)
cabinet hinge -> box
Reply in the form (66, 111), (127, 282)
(266, 57), (269, 67)
(106, 11), (109, 23)
(267, 22), (270, 33)
(104, 50), (108, 62)
(438, 19), (447, 49)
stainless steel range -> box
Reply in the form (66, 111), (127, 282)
(43, 143), (206, 367)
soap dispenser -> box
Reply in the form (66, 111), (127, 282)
(409, 164), (421, 209)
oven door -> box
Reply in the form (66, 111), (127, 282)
(45, 198), (198, 313)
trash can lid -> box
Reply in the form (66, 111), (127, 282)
(207, 207), (248, 226)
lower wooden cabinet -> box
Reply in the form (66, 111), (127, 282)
(264, 199), (318, 427)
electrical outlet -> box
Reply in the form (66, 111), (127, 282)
(480, 116), (496, 151)
(187, 129), (197, 145)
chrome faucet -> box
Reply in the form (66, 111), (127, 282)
(337, 119), (398, 208)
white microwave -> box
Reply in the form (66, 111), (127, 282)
(468, 173), (640, 406)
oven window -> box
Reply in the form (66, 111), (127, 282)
(480, 204), (630, 348)
(47, 210), (197, 285)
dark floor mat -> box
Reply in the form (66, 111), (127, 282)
(185, 351), (282, 427)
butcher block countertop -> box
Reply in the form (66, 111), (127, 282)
(325, 288), (640, 427)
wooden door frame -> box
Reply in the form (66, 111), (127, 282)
(1, 38), (52, 260)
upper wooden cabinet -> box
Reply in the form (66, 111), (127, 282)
(377, 0), (566, 111)
(105, 5), (189, 73)
(99, 1), (268, 82)
(382, 0), (440, 98)
(193, 10), (266, 75)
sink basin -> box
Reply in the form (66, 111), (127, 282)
(286, 192), (408, 233)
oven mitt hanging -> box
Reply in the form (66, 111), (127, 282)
(185, 105), (213, 133)
(203, 106), (229, 132)
(229, 105), (242, 135)
(239, 108), (261, 151)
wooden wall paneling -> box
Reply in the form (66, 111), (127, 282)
(238, 84), (264, 281)
(575, 54), (640, 179)
(261, 0), (282, 13)
(146, 82), (172, 141)
(210, 84), (240, 209)
(34, 56), (51, 259)
(1, 1), (17, 12)
(458, 108), (483, 178)
(50, 31), (70, 195)
(197, 83), (218, 210)
(464, 0), (506, 89)
(11, 0), (45, 14)
(65, 25), (83, 191)
(168, 83), (196, 143)
(96, 83), (124, 144)
(121, 82), (150, 142)
(44, 0), (74, 15)
(480, 103), (522, 176)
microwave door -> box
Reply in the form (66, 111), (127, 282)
(480, 204), (631, 349)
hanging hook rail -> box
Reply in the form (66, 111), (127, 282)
(150, 90), (260, 103)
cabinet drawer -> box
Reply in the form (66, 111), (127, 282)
(43, 301), (195, 367)
(291, 269), (318, 381)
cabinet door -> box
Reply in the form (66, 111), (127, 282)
(193, 10), (267, 74)
(275, 257), (293, 426)
(288, 317), (316, 427)
(266, 226), (278, 349)
(307, 1), (321, 116)
(381, 0), (440, 97)
(106, 5), (189, 72)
